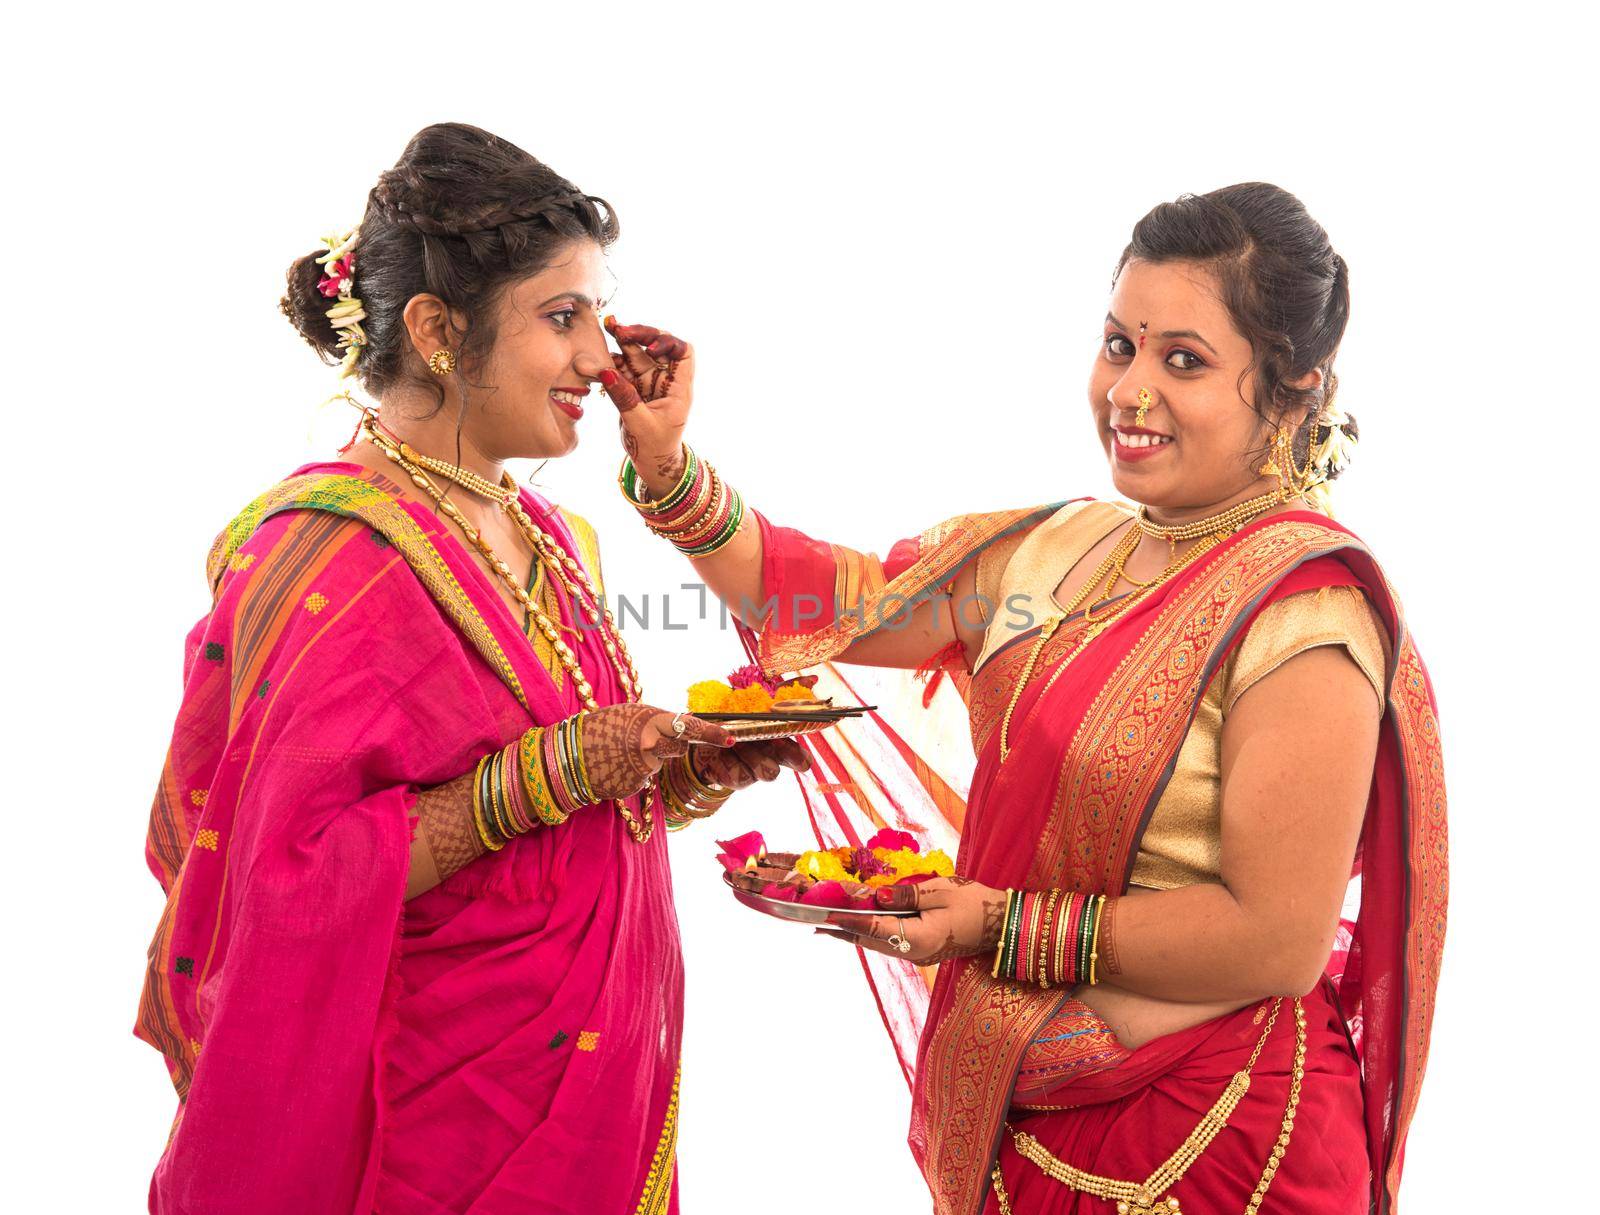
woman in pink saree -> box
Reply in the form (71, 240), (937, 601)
(604, 183), (1445, 1213)
(133, 123), (807, 1213)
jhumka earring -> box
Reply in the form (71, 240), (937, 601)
(428, 349), (457, 376)
(1135, 387), (1154, 428)
(1258, 434), (1283, 479)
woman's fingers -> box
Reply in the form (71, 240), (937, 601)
(769, 737), (813, 772)
(648, 711), (732, 756)
(606, 318), (662, 345)
(725, 741), (783, 782)
(679, 714), (735, 748)
(814, 920), (921, 959)
(604, 317), (690, 399)
(598, 368), (642, 413)
(702, 749), (758, 789)
(873, 882), (922, 913)
(646, 333), (688, 361)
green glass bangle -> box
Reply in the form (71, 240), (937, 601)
(620, 446), (699, 513)
(519, 728), (570, 827)
(681, 490), (745, 557)
(1077, 891), (1097, 984)
(1003, 891), (1025, 979)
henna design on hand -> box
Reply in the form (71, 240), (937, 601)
(578, 705), (660, 798)
(980, 897), (1007, 950)
(919, 929), (968, 965)
(944, 875), (978, 887)
(413, 771), (485, 889)
(653, 448), (687, 483)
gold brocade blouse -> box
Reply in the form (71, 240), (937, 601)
(972, 501), (1389, 892)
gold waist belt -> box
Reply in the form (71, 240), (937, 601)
(990, 997), (1307, 1215)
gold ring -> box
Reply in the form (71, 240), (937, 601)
(887, 934), (911, 955)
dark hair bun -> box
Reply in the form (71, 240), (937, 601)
(1118, 183), (1359, 482)
(279, 251), (342, 363)
(279, 122), (618, 402)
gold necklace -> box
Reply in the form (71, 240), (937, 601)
(393, 438), (519, 506)
(1135, 489), (1286, 542)
(996, 493), (1279, 764)
(361, 422), (654, 843)
(990, 998), (1306, 1215)
(363, 420), (641, 700)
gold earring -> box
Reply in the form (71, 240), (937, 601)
(428, 349), (457, 376)
(1258, 427), (1286, 479)
(1135, 387), (1154, 427)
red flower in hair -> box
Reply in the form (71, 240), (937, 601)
(317, 255), (355, 298)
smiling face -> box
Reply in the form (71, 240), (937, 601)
(1089, 259), (1287, 513)
(459, 239), (613, 461)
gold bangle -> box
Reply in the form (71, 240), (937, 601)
(993, 889), (1015, 979)
(471, 756), (502, 852)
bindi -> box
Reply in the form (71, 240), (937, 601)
(1138, 321), (1148, 349)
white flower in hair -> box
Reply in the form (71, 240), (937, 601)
(1311, 405), (1357, 476)
(313, 225), (366, 379)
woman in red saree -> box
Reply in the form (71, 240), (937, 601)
(600, 183), (1445, 1213)
(133, 123), (807, 1213)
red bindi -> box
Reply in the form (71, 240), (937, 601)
(1138, 321), (1148, 349)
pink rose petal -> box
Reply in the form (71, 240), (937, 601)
(715, 831), (766, 872)
(759, 883), (800, 902)
(866, 828), (919, 853)
(798, 880), (853, 908)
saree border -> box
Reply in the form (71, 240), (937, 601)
(923, 518), (1379, 1215)
(758, 502), (1069, 675)
(632, 1066), (681, 1215)
(207, 472), (529, 710)
(1381, 628), (1448, 1210)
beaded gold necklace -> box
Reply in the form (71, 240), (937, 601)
(996, 491), (1284, 763)
(361, 419), (655, 843)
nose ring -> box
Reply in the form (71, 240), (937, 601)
(1135, 387), (1154, 428)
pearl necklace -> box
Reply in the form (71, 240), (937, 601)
(361, 420), (654, 843)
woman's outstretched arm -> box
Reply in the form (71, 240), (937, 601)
(599, 320), (986, 670)
(827, 644), (1380, 1003)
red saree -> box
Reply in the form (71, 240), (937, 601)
(745, 501), (1447, 1215)
(134, 465), (682, 1214)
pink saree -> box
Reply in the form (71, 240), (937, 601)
(744, 501), (1447, 1215)
(135, 464), (682, 1214)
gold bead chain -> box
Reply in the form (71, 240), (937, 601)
(1134, 489), (1287, 543)
(996, 493), (1281, 764)
(990, 998), (1306, 1215)
(361, 421), (655, 843)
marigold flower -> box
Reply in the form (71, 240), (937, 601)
(796, 850), (850, 882)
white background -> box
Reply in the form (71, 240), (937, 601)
(7, 4), (1593, 1210)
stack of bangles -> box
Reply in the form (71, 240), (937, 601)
(472, 716), (600, 851)
(992, 890), (1113, 989)
(658, 750), (735, 830)
(618, 446), (745, 557)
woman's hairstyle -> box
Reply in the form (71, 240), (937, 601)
(280, 122), (618, 408)
(1115, 182), (1359, 485)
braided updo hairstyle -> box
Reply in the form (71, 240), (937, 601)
(1115, 183), (1358, 487)
(280, 122), (618, 410)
